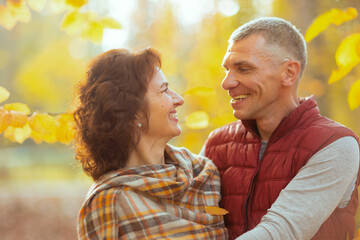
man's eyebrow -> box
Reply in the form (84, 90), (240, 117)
(233, 61), (251, 66)
(223, 61), (253, 69)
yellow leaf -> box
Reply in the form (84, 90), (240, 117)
(30, 124), (57, 144)
(7, 0), (31, 23)
(0, 5), (17, 30)
(4, 123), (32, 143)
(65, 0), (88, 8)
(205, 206), (228, 216)
(0, 108), (11, 133)
(335, 34), (360, 68)
(328, 34), (360, 83)
(61, 11), (105, 43)
(3, 103), (31, 114)
(9, 110), (27, 128)
(80, 21), (103, 43)
(328, 67), (352, 84)
(28, 113), (57, 136)
(99, 16), (121, 29)
(348, 80), (360, 110)
(61, 11), (87, 35)
(0, 86), (10, 103)
(31, 130), (43, 144)
(28, 0), (47, 12)
(182, 87), (216, 96)
(185, 111), (209, 129)
(43, 132), (57, 143)
(6, 0), (23, 6)
(56, 113), (75, 144)
(305, 8), (358, 42)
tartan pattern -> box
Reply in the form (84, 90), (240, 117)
(78, 144), (228, 239)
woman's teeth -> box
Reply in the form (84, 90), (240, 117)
(169, 113), (178, 118)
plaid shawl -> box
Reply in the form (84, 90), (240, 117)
(78, 144), (228, 240)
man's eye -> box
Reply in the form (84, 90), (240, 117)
(238, 68), (250, 73)
(162, 87), (168, 93)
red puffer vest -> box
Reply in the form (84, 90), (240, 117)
(205, 97), (359, 240)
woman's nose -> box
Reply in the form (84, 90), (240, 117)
(173, 91), (184, 107)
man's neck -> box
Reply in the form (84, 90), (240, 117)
(256, 96), (299, 140)
(256, 117), (282, 141)
(126, 135), (168, 168)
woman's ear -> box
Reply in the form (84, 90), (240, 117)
(281, 60), (301, 87)
(134, 109), (147, 131)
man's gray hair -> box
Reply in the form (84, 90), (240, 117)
(230, 17), (307, 77)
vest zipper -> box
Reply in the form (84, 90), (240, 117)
(244, 164), (260, 231)
(244, 138), (267, 232)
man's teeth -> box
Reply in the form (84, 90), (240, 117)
(169, 113), (178, 118)
(233, 94), (250, 100)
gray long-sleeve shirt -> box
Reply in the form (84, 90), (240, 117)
(236, 136), (359, 240)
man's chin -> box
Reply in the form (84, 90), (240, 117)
(233, 110), (246, 120)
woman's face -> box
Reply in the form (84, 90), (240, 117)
(143, 69), (184, 140)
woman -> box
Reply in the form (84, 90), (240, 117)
(74, 48), (228, 239)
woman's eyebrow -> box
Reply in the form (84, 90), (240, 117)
(160, 82), (169, 88)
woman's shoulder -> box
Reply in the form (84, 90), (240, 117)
(80, 185), (141, 223)
(78, 186), (139, 238)
(165, 144), (212, 163)
(83, 186), (125, 209)
(165, 144), (218, 175)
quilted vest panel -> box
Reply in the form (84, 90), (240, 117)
(205, 97), (359, 240)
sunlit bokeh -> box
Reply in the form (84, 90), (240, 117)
(218, 0), (240, 17)
(252, 0), (273, 16)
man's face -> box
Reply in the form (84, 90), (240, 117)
(221, 34), (287, 121)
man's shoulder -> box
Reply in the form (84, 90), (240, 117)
(301, 115), (359, 141)
(284, 115), (359, 154)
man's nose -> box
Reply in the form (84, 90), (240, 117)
(221, 71), (239, 90)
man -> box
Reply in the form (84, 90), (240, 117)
(202, 17), (360, 239)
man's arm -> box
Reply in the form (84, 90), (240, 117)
(236, 136), (360, 240)
(199, 145), (206, 156)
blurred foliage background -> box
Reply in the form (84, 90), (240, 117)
(1, 0), (360, 239)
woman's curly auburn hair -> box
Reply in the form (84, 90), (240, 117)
(73, 48), (161, 181)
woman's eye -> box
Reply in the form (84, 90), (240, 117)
(162, 87), (168, 93)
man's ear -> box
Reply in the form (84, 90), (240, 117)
(281, 60), (300, 87)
